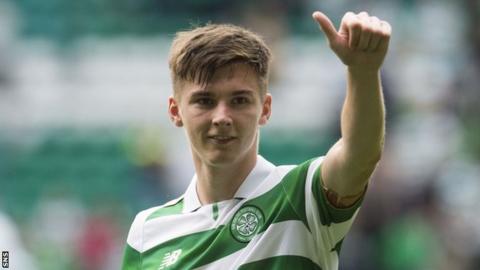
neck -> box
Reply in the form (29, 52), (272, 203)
(193, 150), (258, 205)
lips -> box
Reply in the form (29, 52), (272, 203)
(208, 135), (236, 144)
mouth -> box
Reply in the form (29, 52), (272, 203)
(208, 135), (236, 145)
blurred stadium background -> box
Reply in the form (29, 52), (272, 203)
(0, 0), (479, 269)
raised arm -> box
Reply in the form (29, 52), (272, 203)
(312, 11), (391, 207)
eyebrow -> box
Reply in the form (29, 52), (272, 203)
(231, 90), (255, 96)
(190, 91), (213, 98)
(189, 89), (255, 98)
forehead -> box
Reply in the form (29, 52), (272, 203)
(177, 63), (262, 98)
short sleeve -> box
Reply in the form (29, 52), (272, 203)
(303, 157), (365, 261)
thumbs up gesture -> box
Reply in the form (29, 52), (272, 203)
(312, 11), (391, 72)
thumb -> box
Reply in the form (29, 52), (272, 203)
(312, 11), (337, 42)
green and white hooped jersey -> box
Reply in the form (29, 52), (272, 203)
(122, 155), (364, 270)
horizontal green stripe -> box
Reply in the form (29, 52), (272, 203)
(238, 255), (322, 270)
(311, 165), (364, 225)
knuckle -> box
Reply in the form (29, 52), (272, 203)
(382, 21), (392, 30)
(383, 29), (392, 37)
(345, 11), (356, 17)
(380, 31), (391, 39)
(343, 12), (356, 21)
(373, 29), (384, 37)
(349, 20), (362, 30)
(358, 11), (369, 17)
(370, 16), (381, 25)
(363, 25), (374, 32)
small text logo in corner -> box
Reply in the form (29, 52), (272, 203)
(2, 251), (9, 269)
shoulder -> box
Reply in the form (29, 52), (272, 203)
(126, 196), (184, 251)
(277, 156), (324, 184)
(264, 156), (323, 203)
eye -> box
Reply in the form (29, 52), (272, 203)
(231, 96), (250, 105)
(195, 98), (215, 106)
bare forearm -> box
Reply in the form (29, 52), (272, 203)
(341, 68), (385, 165)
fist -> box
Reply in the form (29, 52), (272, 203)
(313, 11), (392, 71)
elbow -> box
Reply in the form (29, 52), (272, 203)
(349, 146), (383, 175)
(366, 135), (385, 165)
(352, 150), (382, 184)
(371, 147), (383, 164)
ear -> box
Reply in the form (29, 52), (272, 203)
(168, 96), (183, 127)
(259, 93), (272, 126)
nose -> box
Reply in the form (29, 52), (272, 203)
(212, 102), (232, 127)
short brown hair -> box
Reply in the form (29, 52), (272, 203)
(168, 24), (272, 96)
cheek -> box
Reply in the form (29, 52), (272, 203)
(183, 114), (209, 139)
(241, 112), (261, 135)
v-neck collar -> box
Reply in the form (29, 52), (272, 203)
(182, 155), (275, 213)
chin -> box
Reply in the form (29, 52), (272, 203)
(205, 152), (239, 167)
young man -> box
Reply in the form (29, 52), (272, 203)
(122, 10), (391, 270)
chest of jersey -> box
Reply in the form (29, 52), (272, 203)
(140, 195), (320, 269)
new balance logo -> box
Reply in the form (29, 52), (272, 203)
(158, 249), (182, 269)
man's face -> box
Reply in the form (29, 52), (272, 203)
(169, 63), (272, 167)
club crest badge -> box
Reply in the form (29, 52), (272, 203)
(230, 205), (264, 242)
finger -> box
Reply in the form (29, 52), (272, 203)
(367, 16), (382, 52)
(358, 11), (369, 17)
(312, 11), (338, 43)
(356, 12), (372, 50)
(341, 12), (361, 48)
(349, 24), (362, 49)
(377, 21), (392, 52)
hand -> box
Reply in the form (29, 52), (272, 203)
(312, 11), (391, 72)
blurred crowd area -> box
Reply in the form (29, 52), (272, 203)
(0, 0), (479, 269)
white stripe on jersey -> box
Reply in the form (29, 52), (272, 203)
(142, 207), (216, 252)
(126, 206), (164, 251)
(246, 165), (294, 199)
(194, 220), (320, 270)
(305, 157), (325, 243)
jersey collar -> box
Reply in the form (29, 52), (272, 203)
(182, 155), (275, 213)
